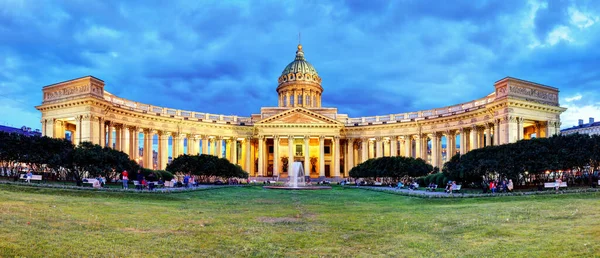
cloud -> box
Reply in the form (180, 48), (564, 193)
(0, 0), (598, 131)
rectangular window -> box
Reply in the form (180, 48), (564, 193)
(324, 146), (331, 154)
(268, 146), (274, 154)
(296, 144), (303, 156)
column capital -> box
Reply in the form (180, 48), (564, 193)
(215, 136), (223, 140)
(319, 135), (326, 141)
(273, 135), (280, 140)
(160, 131), (171, 137)
(304, 135), (311, 140)
(333, 136), (340, 140)
(258, 135), (265, 141)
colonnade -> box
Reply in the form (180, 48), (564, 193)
(91, 120), (248, 171)
(43, 115), (560, 177)
(343, 118), (559, 173)
(278, 89), (322, 108)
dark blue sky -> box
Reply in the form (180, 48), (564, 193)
(1, 0), (599, 129)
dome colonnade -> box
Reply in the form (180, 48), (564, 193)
(36, 45), (566, 180)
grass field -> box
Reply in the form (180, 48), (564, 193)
(0, 185), (599, 257)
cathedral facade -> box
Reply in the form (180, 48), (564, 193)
(36, 45), (566, 179)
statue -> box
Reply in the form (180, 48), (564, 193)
(310, 156), (317, 174)
(281, 156), (289, 173)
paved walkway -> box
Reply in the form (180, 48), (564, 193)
(356, 186), (600, 198)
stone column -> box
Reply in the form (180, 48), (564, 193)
(404, 136), (412, 158)
(257, 136), (264, 177)
(288, 136), (295, 175)
(120, 125), (128, 152)
(389, 137), (397, 157)
(99, 118), (106, 147)
(231, 138), (238, 166)
(333, 136), (340, 178)
(273, 136), (279, 176)
(216, 137), (223, 157)
(470, 125), (478, 151)
(158, 131), (169, 170)
(346, 139), (354, 175)
(180, 134), (186, 156)
(319, 136), (325, 178)
(429, 133), (437, 168)
(446, 131), (455, 159)
(375, 137), (383, 158)
(143, 129), (153, 169)
(505, 116), (519, 143)
(494, 120), (500, 145)
(202, 135), (209, 155)
(245, 137), (252, 174)
(129, 127), (139, 161)
(517, 117), (525, 141)
(361, 138), (368, 163)
(286, 92), (291, 107)
(107, 123), (114, 149)
(191, 135), (200, 155)
(414, 135), (421, 159)
(172, 133), (180, 159)
(115, 124), (123, 152)
(485, 124), (491, 147)
(304, 136), (310, 178)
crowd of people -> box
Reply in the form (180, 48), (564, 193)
(483, 179), (514, 193)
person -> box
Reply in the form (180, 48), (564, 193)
(26, 171), (32, 183)
(445, 181), (452, 193)
(122, 170), (129, 189)
(507, 179), (514, 192)
(189, 175), (195, 187)
(170, 177), (177, 188)
(136, 170), (143, 190)
(183, 174), (190, 188)
(141, 177), (148, 190)
(93, 177), (101, 189)
(555, 177), (562, 192)
(500, 180), (507, 193)
(489, 181), (496, 193)
(397, 181), (404, 189)
(450, 181), (457, 194)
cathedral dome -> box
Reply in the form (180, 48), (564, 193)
(276, 44), (323, 108)
(278, 45), (322, 85)
(281, 45), (319, 78)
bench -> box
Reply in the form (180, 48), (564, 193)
(19, 174), (43, 182)
(374, 182), (383, 186)
(452, 185), (462, 193)
(544, 182), (567, 189)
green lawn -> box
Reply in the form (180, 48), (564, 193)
(0, 185), (599, 257)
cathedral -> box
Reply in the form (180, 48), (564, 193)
(36, 44), (566, 180)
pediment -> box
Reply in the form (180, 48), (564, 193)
(257, 107), (342, 126)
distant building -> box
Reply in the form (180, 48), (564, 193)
(0, 125), (42, 137)
(561, 117), (600, 136)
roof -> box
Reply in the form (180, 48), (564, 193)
(0, 125), (42, 137)
(561, 121), (600, 132)
(280, 44), (319, 77)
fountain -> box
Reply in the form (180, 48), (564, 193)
(263, 161), (331, 190)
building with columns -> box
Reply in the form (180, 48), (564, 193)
(36, 44), (566, 179)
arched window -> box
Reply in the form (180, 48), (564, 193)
(298, 94), (303, 105)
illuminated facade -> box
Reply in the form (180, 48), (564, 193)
(36, 45), (567, 179)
